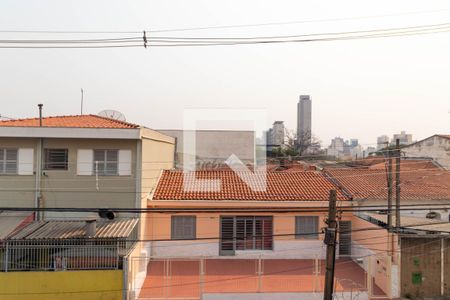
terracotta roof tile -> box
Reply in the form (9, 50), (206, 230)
(0, 114), (139, 129)
(152, 170), (349, 201)
(326, 165), (450, 201)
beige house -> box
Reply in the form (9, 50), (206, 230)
(402, 134), (450, 169)
(0, 114), (175, 224)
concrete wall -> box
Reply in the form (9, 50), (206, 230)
(403, 135), (450, 169)
(140, 129), (175, 239)
(157, 129), (255, 166)
(0, 137), (37, 208)
(351, 216), (398, 298)
(0, 270), (123, 300)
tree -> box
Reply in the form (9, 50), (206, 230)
(295, 130), (321, 156)
(283, 129), (299, 156)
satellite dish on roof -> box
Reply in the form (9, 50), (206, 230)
(98, 110), (126, 121)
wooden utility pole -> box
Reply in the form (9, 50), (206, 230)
(387, 147), (393, 230)
(324, 190), (338, 300)
(395, 139), (401, 229)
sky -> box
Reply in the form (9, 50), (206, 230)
(0, 0), (449, 147)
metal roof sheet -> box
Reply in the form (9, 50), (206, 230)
(365, 213), (450, 233)
(10, 218), (139, 240)
(0, 212), (33, 240)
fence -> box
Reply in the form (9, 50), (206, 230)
(1, 238), (124, 272)
(128, 256), (390, 300)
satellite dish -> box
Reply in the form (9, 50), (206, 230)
(98, 110), (126, 121)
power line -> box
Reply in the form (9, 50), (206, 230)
(146, 8), (450, 33)
(2, 22), (450, 48)
(2, 8), (450, 35)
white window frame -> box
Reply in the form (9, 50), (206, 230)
(93, 149), (119, 176)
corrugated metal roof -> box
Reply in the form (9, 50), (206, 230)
(0, 212), (34, 240)
(365, 213), (450, 233)
(10, 218), (138, 240)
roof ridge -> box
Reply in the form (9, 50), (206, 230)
(0, 114), (140, 129)
(88, 114), (140, 128)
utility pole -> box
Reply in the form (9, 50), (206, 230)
(324, 189), (338, 300)
(395, 139), (401, 229)
(387, 146), (393, 230)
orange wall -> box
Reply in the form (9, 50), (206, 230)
(144, 211), (355, 241)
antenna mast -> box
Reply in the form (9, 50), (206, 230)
(81, 88), (84, 115)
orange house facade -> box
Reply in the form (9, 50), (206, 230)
(128, 169), (393, 300)
(146, 170), (353, 259)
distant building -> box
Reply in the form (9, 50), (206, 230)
(349, 139), (359, 147)
(157, 129), (255, 167)
(266, 128), (274, 145)
(297, 95), (312, 141)
(328, 137), (363, 159)
(402, 134), (450, 169)
(267, 121), (285, 146)
(377, 135), (390, 150)
(366, 146), (377, 155)
(392, 131), (413, 145)
(327, 137), (345, 158)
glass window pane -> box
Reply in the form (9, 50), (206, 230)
(171, 216), (196, 240)
(105, 162), (118, 175)
(106, 150), (118, 162)
(6, 149), (17, 161)
(5, 162), (17, 174)
(296, 216), (318, 239)
(93, 150), (105, 162)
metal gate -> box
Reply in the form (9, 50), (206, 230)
(339, 221), (352, 256)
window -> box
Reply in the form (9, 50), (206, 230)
(171, 216), (196, 240)
(0, 149), (18, 175)
(220, 216), (273, 254)
(93, 150), (118, 176)
(44, 149), (68, 170)
(295, 216), (319, 239)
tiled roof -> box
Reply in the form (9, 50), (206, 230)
(10, 218), (139, 240)
(367, 159), (440, 171)
(326, 166), (450, 201)
(152, 170), (349, 201)
(0, 114), (139, 129)
(438, 134), (450, 139)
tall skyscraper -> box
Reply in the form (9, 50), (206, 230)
(297, 95), (312, 142)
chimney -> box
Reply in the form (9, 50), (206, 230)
(38, 104), (43, 127)
(85, 219), (97, 237)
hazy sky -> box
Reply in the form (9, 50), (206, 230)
(1, 0), (449, 147)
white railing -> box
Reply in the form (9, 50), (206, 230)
(1, 238), (124, 271)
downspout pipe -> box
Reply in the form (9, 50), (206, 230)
(35, 104), (43, 220)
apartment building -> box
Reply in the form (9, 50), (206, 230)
(402, 134), (450, 169)
(0, 114), (175, 222)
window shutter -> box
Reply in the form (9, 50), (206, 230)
(18, 148), (33, 175)
(118, 150), (132, 176)
(77, 149), (93, 175)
